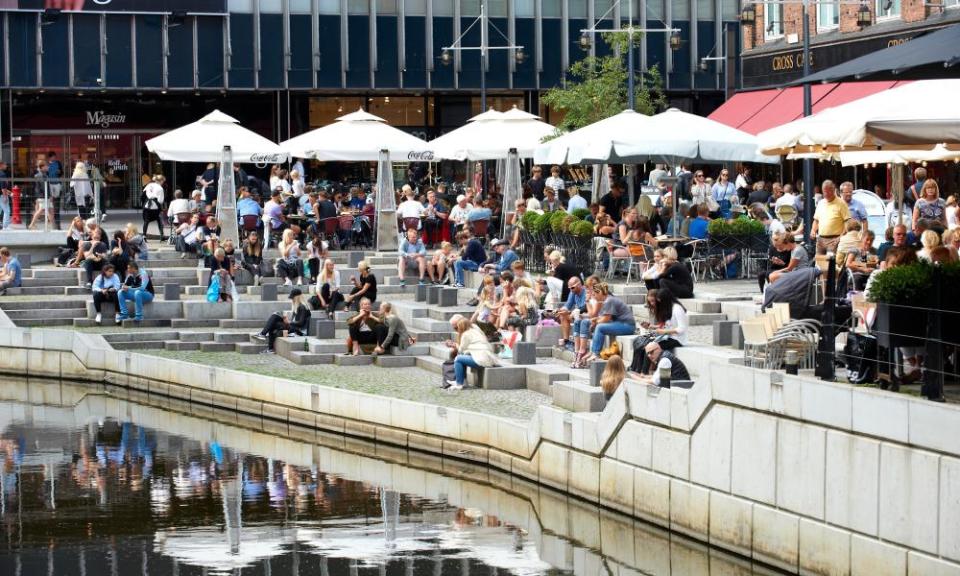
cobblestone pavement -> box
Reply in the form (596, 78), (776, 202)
(142, 350), (552, 421)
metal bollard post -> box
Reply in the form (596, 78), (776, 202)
(658, 366), (672, 388)
(815, 253), (837, 381)
(785, 350), (799, 375)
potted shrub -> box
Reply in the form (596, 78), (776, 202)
(571, 208), (592, 220)
(707, 216), (767, 251)
(867, 262), (931, 347)
(569, 220), (595, 238)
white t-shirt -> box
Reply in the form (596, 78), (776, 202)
(664, 303), (689, 345)
(291, 179), (305, 198)
(776, 193), (798, 209)
(143, 182), (164, 207)
(545, 176), (565, 192)
(449, 203), (473, 224)
(397, 199), (425, 219)
(167, 198), (190, 218)
(566, 194), (588, 213)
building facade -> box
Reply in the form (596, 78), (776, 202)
(740, 0), (960, 88)
(0, 0), (740, 206)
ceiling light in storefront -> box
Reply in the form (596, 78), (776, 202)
(740, 4), (756, 24)
(857, 3), (873, 26)
(384, 96), (390, 104)
(440, 49), (452, 66)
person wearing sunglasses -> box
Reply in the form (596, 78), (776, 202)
(690, 171), (710, 208)
(711, 170), (737, 219)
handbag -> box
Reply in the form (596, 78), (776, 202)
(599, 340), (621, 360)
(206, 275), (221, 302)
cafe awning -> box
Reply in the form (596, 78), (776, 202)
(708, 81), (907, 135)
(794, 24), (960, 84)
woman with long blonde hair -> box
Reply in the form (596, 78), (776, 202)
(599, 354), (626, 400)
(276, 228), (303, 286)
(315, 258), (343, 315)
(913, 179), (947, 231)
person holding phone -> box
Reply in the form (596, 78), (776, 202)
(91, 264), (121, 325)
(253, 288), (311, 353)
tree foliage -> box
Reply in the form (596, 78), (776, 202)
(541, 32), (668, 136)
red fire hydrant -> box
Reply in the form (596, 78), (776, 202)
(11, 185), (21, 225)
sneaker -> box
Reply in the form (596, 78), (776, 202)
(260, 348), (275, 355)
(254, 275), (261, 287)
(114, 314), (122, 325)
(399, 279), (406, 287)
(445, 380), (463, 390)
(95, 313), (102, 324)
(84, 282), (92, 289)
(251, 334), (267, 343)
(284, 279), (293, 286)
(466, 298), (479, 307)
(452, 283), (465, 288)
(418, 278), (427, 286)
(181, 253), (188, 259)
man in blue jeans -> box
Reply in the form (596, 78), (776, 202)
(452, 230), (487, 288)
(584, 282), (636, 364)
(117, 261), (155, 322)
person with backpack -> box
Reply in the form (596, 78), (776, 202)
(902, 166), (926, 210)
(142, 175), (165, 241)
(117, 261), (155, 322)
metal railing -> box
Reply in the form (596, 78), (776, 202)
(0, 177), (102, 232)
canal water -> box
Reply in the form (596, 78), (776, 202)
(0, 379), (781, 576)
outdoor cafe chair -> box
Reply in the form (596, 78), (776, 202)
(625, 242), (655, 285)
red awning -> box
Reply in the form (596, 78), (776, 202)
(707, 89), (780, 132)
(708, 81), (916, 136)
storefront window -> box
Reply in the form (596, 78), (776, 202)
(543, 0), (562, 17)
(105, 15), (133, 87)
(764, 3), (783, 39)
(308, 96), (367, 128)
(470, 95), (524, 116)
(72, 14), (102, 88)
(875, 0), (900, 19)
(367, 96), (427, 127)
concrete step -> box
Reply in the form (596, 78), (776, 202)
(170, 319), (221, 329)
(0, 299), (88, 310)
(428, 344), (454, 361)
(121, 319), (171, 328)
(112, 341), (166, 350)
(388, 344), (432, 357)
(552, 380), (606, 412)
(235, 342), (267, 354)
(179, 332), (214, 343)
(14, 317), (82, 327)
(287, 351), (335, 365)
(199, 342), (235, 353)
(219, 320), (264, 329)
(164, 341), (201, 351)
(307, 340), (345, 354)
(334, 354), (373, 366)
(426, 306), (475, 321)
(688, 312), (726, 326)
(214, 332), (252, 344)
(103, 331), (180, 343)
(374, 355), (417, 368)
(415, 355), (446, 374)
(2, 287), (68, 296)
(3, 308), (87, 319)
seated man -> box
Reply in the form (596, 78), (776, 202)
(396, 185), (425, 230)
(630, 341), (691, 387)
(345, 297), (386, 356)
(556, 276), (588, 349)
(0, 247), (22, 296)
(481, 239), (518, 276)
(452, 230), (488, 288)
(422, 189), (448, 245)
(117, 261), (155, 322)
(397, 227), (428, 286)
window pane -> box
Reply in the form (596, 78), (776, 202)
(167, 16), (194, 87)
(543, 0), (561, 17)
(319, 0), (339, 14)
(488, 0), (507, 17)
(228, 12), (255, 87)
(764, 3), (782, 37)
(406, 0), (427, 15)
(309, 96), (366, 128)
(9, 12), (37, 86)
(594, 0), (614, 19)
(721, 0), (738, 21)
(377, 0), (398, 13)
(462, 0), (481, 16)
(570, 0), (587, 18)
(105, 14), (132, 87)
(348, 0), (368, 14)
(697, 0), (714, 20)
(673, 0), (690, 21)
(290, 0), (313, 13)
(228, 0), (254, 12)
(197, 16), (224, 88)
(73, 14), (101, 88)
(259, 0), (282, 13)
(135, 15), (164, 87)
(42, 17), (69, 86)
(876, 0), (900, 18)
(818, 2), (838, 27)
(433, 0), (454, 16)
(516, 0), (534, 17)
(367, 96), (426, 126)
(646, 0), (664, 22)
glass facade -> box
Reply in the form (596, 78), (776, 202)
(0, 1), (739, 94)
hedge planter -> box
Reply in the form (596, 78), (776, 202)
(874, 302), (927, 348)
(708, 233), (769, 253)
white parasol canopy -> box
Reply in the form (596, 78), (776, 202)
(788, 144), (960, 167)
(430, 106), (556, 160)
(757, 79), (960, 156)
(611, 108), (778, 164)
(533, 109), (651, 165)
(280, 108), (433, 161)
(145, 110), (287, 163)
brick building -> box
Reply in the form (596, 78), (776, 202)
(739, 0), (960, 88)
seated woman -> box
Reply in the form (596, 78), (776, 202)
(443, 317), (501, 390)
(767, 232), (811, 286)
(240, 232), (266, 286)
(175, 214), (202, 257)
(208, 247), (236, 302)
(545, 250), (580, 304)
(125, 222), (150, 262)
(373, 302), (416, 355)
(108, 229), (131, 275)
(345, 297), (386, 355)
(254, 288), (311, 352)
(757, 233), (793, 292)
(581, 282), (636, 365)
(314, 258), (344, 316)
(428, 241), (457, 285)
(75, 228), (109, 288)
(642, 249), (665, 290)
(276, 228), (304, 286)
(344, 261), (377, 312)
(305, 230), (329, 281)
(499, 285), (539, 330)
(649, 247), (694, 299)
(471, 276), (500, 325)
(571, 276), (601, 368)
(117, 261), (155, 322)
(593, 206), (617, 238)
(56, 217), (87, 266)
(644, 289), (689, 351)
(599, 354), (627, 401)
(844, 229), (878, 291)
(91, 263), (121, 325)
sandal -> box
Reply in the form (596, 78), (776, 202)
(570, 352), (584, 369)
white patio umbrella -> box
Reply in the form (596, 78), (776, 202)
(430, 106), (556, 160)
(279, 108), (433, 161)
(145, 110), (287, 163)
(788, 145), (960, 167)
(609, 108), (778, 164)
(533, 109), (652, 165)
(757, 79), (960, 156)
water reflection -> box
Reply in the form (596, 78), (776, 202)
(0, 378), (782, 576)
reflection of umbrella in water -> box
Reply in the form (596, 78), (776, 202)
(153, 525), (297, 574)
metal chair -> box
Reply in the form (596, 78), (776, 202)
(625, 242), (655, 285)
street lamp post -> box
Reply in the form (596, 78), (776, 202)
(741, 0), (872, 241)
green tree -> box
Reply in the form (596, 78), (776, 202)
(541, 33), (667, 135)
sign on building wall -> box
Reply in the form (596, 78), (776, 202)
(8, 0), (225, 11)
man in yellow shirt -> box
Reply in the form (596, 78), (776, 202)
(810, 180), (851, 255)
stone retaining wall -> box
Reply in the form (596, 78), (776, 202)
(0, 324), (957, 576)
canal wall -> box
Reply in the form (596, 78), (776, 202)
(0, 325), (958, 576)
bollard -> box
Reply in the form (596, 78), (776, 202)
(589, 360), (608, 388)
(11, 185), (21, 225)
(348, 251), (364, 268)
(513, 342), (537, 365)
(415, 283), (428, 302)
(785, 350), (799, 375)
(658, 365), (672, 388)
(309, 318), (335, 339)
(427, 285), (442, 305)
(438, 287), (458, 307)
(163, 283), (180, 301)
(261, 283), (278, 302)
